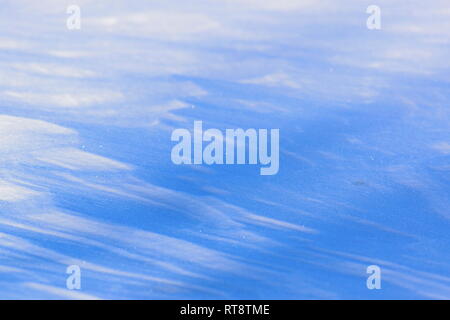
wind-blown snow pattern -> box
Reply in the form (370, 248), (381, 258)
(0, 0), (449, 299)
